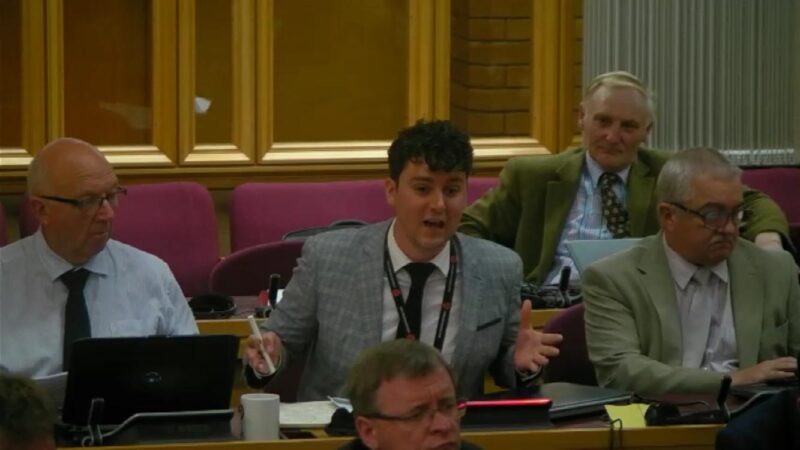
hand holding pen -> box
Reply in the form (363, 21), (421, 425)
(246, 315), (279, 376)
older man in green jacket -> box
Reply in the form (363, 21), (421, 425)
(460, 71), (789, 284)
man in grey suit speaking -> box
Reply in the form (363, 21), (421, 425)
(245, 120), (563, 401)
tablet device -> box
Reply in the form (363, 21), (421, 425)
(566, 238), (641, 274)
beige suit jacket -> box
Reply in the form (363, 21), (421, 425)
(583, 234), (800, 396)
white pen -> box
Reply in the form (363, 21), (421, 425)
(248, 315), (276, 375)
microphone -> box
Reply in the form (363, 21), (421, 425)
(268, 273), (281, 309)
(716, 375), (732, 420)
(557, 266), (571, 307)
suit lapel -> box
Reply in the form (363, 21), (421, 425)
(728, 243), (762, 367)
(638, 235), (683, 365)
(451, 237), (487, 377)
(356, 221), (393, 345)
(627, 156), (657, 237)
(540, 153), (584, 272)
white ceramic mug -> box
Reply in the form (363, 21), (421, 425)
(241, 393), (280, 441)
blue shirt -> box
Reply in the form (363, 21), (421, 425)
(544, 154), (630, 284)
(0, 230), (198, 377)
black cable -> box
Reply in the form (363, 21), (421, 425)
(608, 418), (623, 450)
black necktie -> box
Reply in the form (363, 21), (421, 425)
(599, 172), (630, 238)
(396, 263), (436, 340)
(61, 268), (91, 371)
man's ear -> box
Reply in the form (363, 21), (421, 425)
(30, 198), (50, 225)
(657, 201), (675, 231)
(577, 103), (586, 130)
(385, 177), (397, 208)
(355, 416), (380, 449)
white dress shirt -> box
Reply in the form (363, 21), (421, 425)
(663, 237), (739, 372)
(382, 221), (462, 363)
(0, 230), (198, 377)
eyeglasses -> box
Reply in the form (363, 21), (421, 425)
(39, 186), (128, 214)
(364, 398), (467, 425)
(668, 202), (748, 230)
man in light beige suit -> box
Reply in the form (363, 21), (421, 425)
(583, 147), (799, 396)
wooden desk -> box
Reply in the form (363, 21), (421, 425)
(79, 424), (720, 450)
(196, 308), (563, 339)
(196, 306), (564, 405)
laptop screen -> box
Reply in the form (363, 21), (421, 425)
(566, 238), (642, 275)
(62, 335), (239, 425)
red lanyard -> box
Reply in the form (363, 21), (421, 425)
(383, 232), (458, 351)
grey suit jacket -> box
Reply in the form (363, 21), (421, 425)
(583, 234), (800, 396)
(264, 220), (523, 401)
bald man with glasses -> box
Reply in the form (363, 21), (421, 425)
(583, 147), (800, 396)
(0, 138), (197, 378)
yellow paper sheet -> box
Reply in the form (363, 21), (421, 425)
(604, 403), (650, 428)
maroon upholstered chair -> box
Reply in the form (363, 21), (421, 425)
(229, 180), (394, 252)
(741, 167), (800, 251)
(209, 240), (304, 296)
(467, 176), (497, 203)
(20, 182), (219, 297)
(0, 202), (7, 247)
(542, 303), (597, 386)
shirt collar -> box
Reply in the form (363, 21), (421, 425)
(585, 152), (632, 187)
(33, 229), (110, 281)
(387, 219), (450, 276)
(662, 234), (729, 289)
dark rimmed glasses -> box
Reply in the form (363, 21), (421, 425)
(39, 186), (128, 214)
(364, 398), (467, 425)
(668, 202), (748, 230)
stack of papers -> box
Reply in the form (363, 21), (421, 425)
(279, 401), (338, 428)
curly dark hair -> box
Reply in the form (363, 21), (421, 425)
(387, 120), (473, 181)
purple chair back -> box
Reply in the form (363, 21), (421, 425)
(467, 176), (497, 203)
(209, 240), (304, 296)
(230, 177), (499, 252)
(542, 303), (597, 386)
(742, 167), (800, 250)
(20, 182), (219, 297)
(229, 180), (394, 252)
(0, 203), (7, 247)
(742, 168), (800, 223)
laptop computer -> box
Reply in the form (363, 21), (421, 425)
(566, 238), (642, 274)
(61, 335), (239, 425)
(730, 354), (800, 400)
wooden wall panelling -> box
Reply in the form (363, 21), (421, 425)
(1, 0), (582, 191)
(531, 0), (560, 152)
(558, 0), (579, 150)
(178, 0), (254, 165)
(408, 0), (436, 122)
(257, 0), (416, 168)
(0, 0), (45, 169)
(46, 0), (176, 166)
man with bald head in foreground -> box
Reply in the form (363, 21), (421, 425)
(0, 138), (197, 377)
